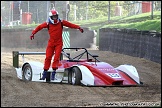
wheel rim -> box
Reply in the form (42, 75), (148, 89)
(71, 71), (76, 84)
(24, 67), (32, 80)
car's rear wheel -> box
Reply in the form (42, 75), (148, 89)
(22, 64), (32, 81)
(69, 67), (82, 85)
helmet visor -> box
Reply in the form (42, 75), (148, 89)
(50, 15), (58, 20)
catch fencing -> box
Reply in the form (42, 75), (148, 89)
(99, 28), (161, 64)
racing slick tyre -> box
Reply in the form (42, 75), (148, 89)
(22, 64), (32, 81)
(67, 69), (72, 84)
(68, 70), (72, 84)
(69, 67), (82, 85)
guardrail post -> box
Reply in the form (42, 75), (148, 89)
(12, 51), (19, 68)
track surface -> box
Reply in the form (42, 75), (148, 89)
(1, 48), (161, 107)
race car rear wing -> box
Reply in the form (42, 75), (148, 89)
(12, 51), (69, 68)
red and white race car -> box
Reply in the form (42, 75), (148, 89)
(15, 48), (143, 86)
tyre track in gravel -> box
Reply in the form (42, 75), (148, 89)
(1, 48), (161, 107)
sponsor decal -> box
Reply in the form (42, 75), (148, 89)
(105, 73), (121, 78)
(98, 68), (115, 71)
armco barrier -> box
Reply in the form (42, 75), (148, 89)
(99, 28), (161, 64)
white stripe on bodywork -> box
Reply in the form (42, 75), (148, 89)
(27, 61), (63, 82)
(15, 68), (22, 79)
(115, 64), (140, 84)
(15, 61), (44, 81)
(16, 61), (65, 82)
(28, 61), (44, 75)
(74, 65), (95, 86)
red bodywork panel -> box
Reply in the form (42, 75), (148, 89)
(57, 60), (137, 86)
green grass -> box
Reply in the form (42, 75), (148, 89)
(72, 11), (161, 32)
(102, 19), (161, 32)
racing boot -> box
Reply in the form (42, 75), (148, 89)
(51, 70), (56, 80)
(40, 71), (47, 80)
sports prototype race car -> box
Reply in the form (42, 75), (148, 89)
(14, 48), (143, 86)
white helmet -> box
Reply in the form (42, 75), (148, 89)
(48, 10), (59, 24)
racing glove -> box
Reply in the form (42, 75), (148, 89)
(30, 34), (34, 40)
(79, 27), (84, 33)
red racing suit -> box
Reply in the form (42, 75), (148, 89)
(32, 20), (81, 70)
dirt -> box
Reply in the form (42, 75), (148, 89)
(1, 47), (161, 107)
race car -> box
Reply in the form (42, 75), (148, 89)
(14, 48), (143, 86)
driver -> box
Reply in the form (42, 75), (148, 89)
(30, 9), (84, 80)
